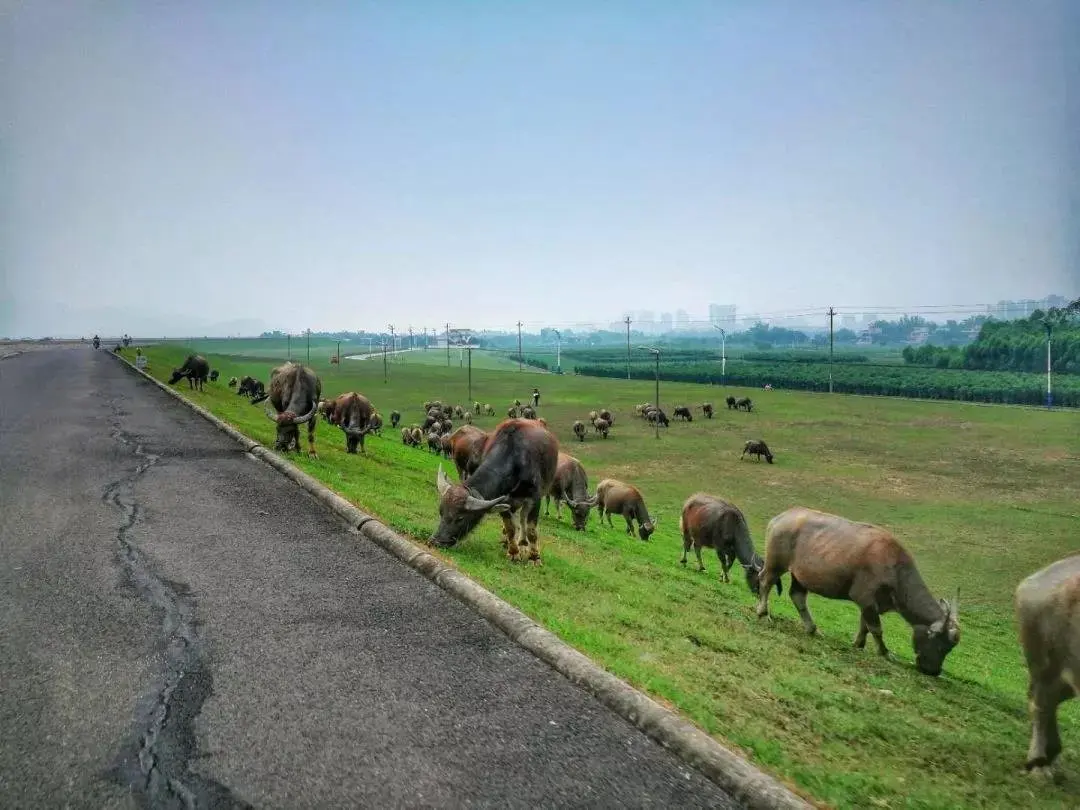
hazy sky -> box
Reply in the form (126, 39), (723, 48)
(5, 1), (1078, 336)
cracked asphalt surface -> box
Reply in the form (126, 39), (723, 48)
(0, 348), (742, 809)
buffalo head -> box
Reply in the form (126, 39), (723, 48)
(911, 593), (960, 676)
(564, 494), (599, 531)
(429, 465), (511, 547)
(265, 403), (317, 452)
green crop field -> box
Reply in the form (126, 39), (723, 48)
(130, 345), (1080, 809)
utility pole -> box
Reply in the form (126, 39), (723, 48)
(827, 307), (836, 393)
(713, 325), (726, 385)
(336, 339), (341, 371)
(446, 323), (451, 367)
(638, 346), (662, 439)
(625, 317), (632, 380)
(423, 327), (428, 350)
(517, 321), (523, 371)
(552, 329), (561, 373)
(388, 324), (395, 360)
(467, 344), (473, 403)
(408, 326), (413, 351)
(382, 340), (388, 384)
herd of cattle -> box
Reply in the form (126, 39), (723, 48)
(164, 353), (1078, 774)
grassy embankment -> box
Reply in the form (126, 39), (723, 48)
(131, 343), (1080, 809)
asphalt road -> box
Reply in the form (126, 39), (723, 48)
(0, 347), (741, 809)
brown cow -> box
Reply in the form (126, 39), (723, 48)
(431, 419), (559, 564)
(324, 392), (375, 454)
(545, 452), (597, 531)
(679, 493), (777, 596)
(755, 507), (960, 676)
(596, 478), (655, 541)
(262, 362), (322, 458)
(449, 425), (489, 483)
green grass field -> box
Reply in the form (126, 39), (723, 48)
(132, 345), (1080, 809)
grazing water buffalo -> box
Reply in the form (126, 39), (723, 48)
(484, 403), (495, 416)
(390, 410), (401, 428)
(725, 396), (737, 410)
(228, 376), (238, 388)
(263, 362), (322, 458)
(598, 408), (613, 425)
(368, 411), (383, 436)
(427, 431), (442, 453)
(507, 406), (519, 419)
(596, 479), (655, 541)
(735, 397), (753, 412)
(572, 420), (587, 442)
(755, 507), (960, 676)
(741, 439), (774, 463)
(401, 427), (415, 446)
(463, 411), (473, 425)
(449, 425), (489, 483)
(702, 402), (714, 419)
(1016, 554), (1080, 772)
(209, 369), (220, 382)
(646, 409), (669, 427)
(168, 354), (210, 391)
(324, 392), (375, 454)
(679, 493), (776, 596)
(593, 417), (610, 438)
(440, 433), (453, 459)
(237, 376), (265, 400)
(431, 419), (559, 564)
(673, 406), (693, 422)
(520, 405), (536, 420)
(589, 410), (599, 425)
(545, 452), (597, 530)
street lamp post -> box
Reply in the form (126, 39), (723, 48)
(713, 325), (726, 385)
(637, 346), (661, 439)
(1045, 321), (1053, 409)
(552, 329), (562, 374)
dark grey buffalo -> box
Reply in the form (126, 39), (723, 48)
(168, 354), (210, 391)
(263, 362), (322, 458)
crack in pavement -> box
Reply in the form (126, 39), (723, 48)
(103, 403), (252, 810)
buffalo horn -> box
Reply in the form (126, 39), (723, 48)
(264, 408), (280, 422)
(464, 492), (509, 512)
(436, 465), (452, 497)
(290, 402), (318, 424)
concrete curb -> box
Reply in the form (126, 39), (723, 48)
(109, 351), (814, 810)
(1, 351), (23, 361)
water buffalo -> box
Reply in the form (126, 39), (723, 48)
(431, 419), (559, 564)
(409, 426), (423, 447)
(646, 409), (669, 427)
(702, 403), (714, 419)
(596, 479), (655, 541)
(368, 411), (383, 436)
(323, 392), (375, 454)
(168, 354), (210, 391)
(427, 430), (442, 453)
(507, 406), (519, 419)
(545, 452), (597, 530)
(473, 401), (482, 415)
(263, 362), (322, 458)
(755, 507), (960, 676)
(593, 417), (610, 438)
(1016, 554), (1080, 772)
(390, 410), (401, 428)
(520, 405), (536, 420)
(401, 427), (415, 446)
(572, 420), (587, 442)
(449, 425), (489, 483)
(679, 493), (777, 596)
(228, 376), (238, 388)
(237, 376), (264, 400)
(598, 408), (613, 425)
(741, 439), (774, 463)
(725, 396), (737, 410)
(463, 411), (473, 425)
(589, 410), (599, 425)
(209, 369), (220, 382)
(735, 397), (753, 412)
(484, 404), (495, 416)
(453, 405), (465, 418)
(440, 433), (453, 459)
(673, 406), (693, 422)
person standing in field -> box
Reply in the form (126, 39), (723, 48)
(532, 387), (540, 408)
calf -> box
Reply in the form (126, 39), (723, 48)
(673, 406), (693, 422)
(679, 493), (777, 595)
(572, 420), (587, 442)
(741, 439), (774, 463)
(228, 377), (238, 388)
(755, 507), (960, 676)
(702, 402), (714, 419)
(735, 397), (753, 412)
(1016, 554), (1080, 772)
(725, 396), (737, 410)
(545, 452), (597, 531)
(440, 433), (453, 459)
(596, 479), (655, 541)
(431, 419), (559, 564)
(209, 369), (220, 382)
(390, 410), (401, 428)
(368, 411), (383, 435)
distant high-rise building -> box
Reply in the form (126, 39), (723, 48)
(675, 309), (690, 331)
(708, 304), (737, 330)
(659, 312), (673, 333)
(841, 314), (858, 329)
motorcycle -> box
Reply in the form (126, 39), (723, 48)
(92, 337), (100, 349)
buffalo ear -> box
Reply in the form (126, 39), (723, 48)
(491, 503), (512, 515)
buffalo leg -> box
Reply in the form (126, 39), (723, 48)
(856, 606), (887, 654)
(499, 512), (515, 549)
(544, 494), (550, 516)
(307, 420), (318, 459)
(679, 530), (693, 566)
(504, 509), (523, 561)
(718, 549), (733, 581)
(624, 515), (635, 536)
(604, 509), (615, 528)
(524, 499), (542, 564)
(788, 576), (818, 635)
(755, 570), (779, 618)
(1026, 676), (1074, 770)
